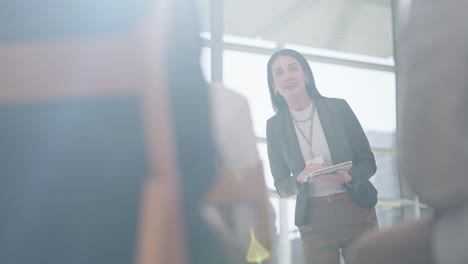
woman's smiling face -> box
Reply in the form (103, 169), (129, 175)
(271, 55), (309, 100)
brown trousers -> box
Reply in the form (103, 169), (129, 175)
(298, 195), (378, 264)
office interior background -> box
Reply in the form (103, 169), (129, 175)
(197, 0), (423, 263)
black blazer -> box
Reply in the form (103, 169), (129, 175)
(266, 97), (378, 226)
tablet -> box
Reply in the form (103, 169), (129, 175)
(311, 161), (353, 177)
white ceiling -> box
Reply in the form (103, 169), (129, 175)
(199, 0), (394, 58)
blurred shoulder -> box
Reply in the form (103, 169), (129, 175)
(209, 83), (259, 168)
(209, 83), (248, 108)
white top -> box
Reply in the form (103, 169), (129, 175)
(289, 102), (346, 197)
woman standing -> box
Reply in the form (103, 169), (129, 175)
(266, 49), (378, 264)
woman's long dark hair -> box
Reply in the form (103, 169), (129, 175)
(168, 0), (217, 200)
(167, 0), (228, 263)
(266, 49), (323, 112)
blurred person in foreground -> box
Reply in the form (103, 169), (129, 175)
(0, 0), (232, 263)
(348, 1), (468, 264)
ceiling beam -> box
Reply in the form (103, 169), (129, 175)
(202, 38), (395, 72)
